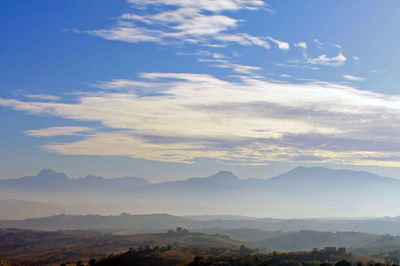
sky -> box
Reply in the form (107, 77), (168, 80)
(1, 0), (400, 182)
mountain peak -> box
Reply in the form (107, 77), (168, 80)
(37, 169), (68, 181)
(38, 168), (57, 176)
(208, 170), (239, 181)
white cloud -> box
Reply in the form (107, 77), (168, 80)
(25, 126), (92, 137)
(353, 56), (360, 61)
(313, 38), (323, 48)
(23, 94), (60, 101)
(126, 0), (266, 12)
(215, 33), (272, 50)
(307, 52), (346, 67)
(294, 42), (307, 49)
(198, 53), (261, 75)
(3, 73), (400, 166)
(342, 75), (365, 81)
(332, 43), (342, 49)
(84, 0), (289, 52)
(267, 37), (290, 51)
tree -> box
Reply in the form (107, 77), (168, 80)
(335, 260), (351, 266)
(239, 245), (252, 255)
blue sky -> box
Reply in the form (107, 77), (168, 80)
(1, 0), (400, 181)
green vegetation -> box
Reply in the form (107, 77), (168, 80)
(0, 227), (397, 265)
(0, 228), (242, 265)
(201, 228), (400, 257)
(93, 246), (385, 266)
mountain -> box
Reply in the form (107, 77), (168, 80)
(268, 166), (399, 188)
(1, 167), (400, 218)
(0, 169), (151, 192)
(2, 166), (398, 191)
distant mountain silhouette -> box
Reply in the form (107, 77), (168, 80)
(1, 167), (400, 218)
(269, 166), (398, 185)
(2, 167), (398, 190)
(0, 169), (151, 191)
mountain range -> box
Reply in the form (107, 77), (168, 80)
(1, 166), (398, 191)
(1, 167), (400, 218)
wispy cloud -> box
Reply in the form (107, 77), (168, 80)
(25, 126), (92, 137)
(313, 38), (323, 48)
(307, 52), (346, 67)
(267, 37), (290, 51)
(23, 94), (60, 101)
(84, 0), (288, 52)
(198, 57), (261, 75)
(126, 0), (266, 12)
(2, 73), (400, 166)
(294, 42), (307, 49)
(343, 75), (365, 81)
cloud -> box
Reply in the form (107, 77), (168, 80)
(313, 38), (323, 48)
(25, 126), (93, 137)
(294, 42), (307, 49)
(267, 37), (290, 51)
(307, 52), (346, 67)
(343, 75), (365, 81)
(84, 0), (288, 52)
(214, 33), (272, 50)
(2, 73), (400, 166)
(126, 0), (266, 12)
(23, 94), (60, 101)
(198, 56), (261, 75)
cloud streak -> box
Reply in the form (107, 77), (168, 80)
(343, 74), (365, 81)
(25, 126), (93, 137)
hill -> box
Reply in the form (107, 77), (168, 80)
(0, 228), (243, 265)
(5, 213), (400, 236)
(93, 245), (383, 266)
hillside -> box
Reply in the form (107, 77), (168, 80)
(0, 228), (243, 265)
(5, 213), (400, 235)
(93, 245), (383, 266)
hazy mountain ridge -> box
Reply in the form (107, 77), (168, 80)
(0, 168), (151, 191)
(1, 167), (398, 191)
(1, 167), (400, 218)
